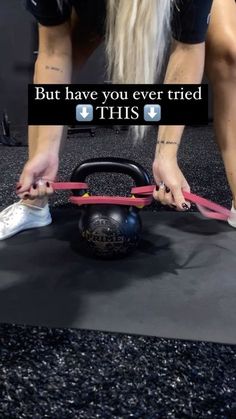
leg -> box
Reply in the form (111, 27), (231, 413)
(206, 0), (236, 208)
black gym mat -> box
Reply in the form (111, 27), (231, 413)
(0, 208), (235, 345)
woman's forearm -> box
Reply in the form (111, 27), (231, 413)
(30, 49), (72, 155)
(156, 40), (205, 159)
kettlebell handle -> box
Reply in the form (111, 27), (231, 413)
(71, 157), (151, 187)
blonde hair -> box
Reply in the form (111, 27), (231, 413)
(57, 0), (172, 138)
(106, 0), (171, 138)
(106, 0), (171, 85)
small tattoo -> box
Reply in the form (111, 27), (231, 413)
(157, 140), (179, 145)
(45, 65), (63, 73)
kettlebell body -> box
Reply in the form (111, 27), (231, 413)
(77, 204), (142, 259)
(71, 158), (150, 259)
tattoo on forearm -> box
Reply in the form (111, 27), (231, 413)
(45, 65), (63, 73)
(157, 140), (180, 145)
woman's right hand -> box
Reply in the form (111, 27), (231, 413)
(152, 154), (191, 211)
(16, 152), (59, 200)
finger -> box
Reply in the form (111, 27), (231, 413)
(17, 170), (34, 196)
(35, 178), (54, 198)
(27, 183), (39, 200)
(182, 182), (191, 208)
(37, 183), (48, 198)
(153, 184), (167, 205)
(18, 189), (34, 200)
(153, 187), (160, 202)
(157, 182), (166, 204)
(162, 187), (175, 206)
(24, 182), (53, 200)
(172, 186), (191, 211)
(45, 182), (54, 196)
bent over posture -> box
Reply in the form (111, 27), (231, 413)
(3, 0), (235, 241)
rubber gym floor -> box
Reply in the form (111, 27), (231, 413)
(0, 125), (235, 418)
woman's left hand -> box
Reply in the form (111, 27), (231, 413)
(152, 155), (191, 211)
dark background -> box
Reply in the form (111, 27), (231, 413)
(0, 0), (213, 132)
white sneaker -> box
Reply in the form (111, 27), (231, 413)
(0, 201), (52, 240)
(228, 202), (236, 228)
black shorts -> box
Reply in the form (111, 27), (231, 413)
(25, 0), (107, 35)
(25, 0), (213, 44)
(172, 0), (213, 44)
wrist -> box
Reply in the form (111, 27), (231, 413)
(155, 141), (179, 160)
(36, 138), (60, 156)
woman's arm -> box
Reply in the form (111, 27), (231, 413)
(152, 40), (206, 210)
(33, 21), (72, 156)
(17, 21), (72, 199)
(156, 40), (205, 160)
(152, 0), (213, 209)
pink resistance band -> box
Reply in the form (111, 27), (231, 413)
(52, 182), (230, 221)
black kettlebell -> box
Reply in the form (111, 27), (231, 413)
(70, 157), (151, 259)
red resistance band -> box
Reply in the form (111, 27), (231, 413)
(52, 182), (230, 221)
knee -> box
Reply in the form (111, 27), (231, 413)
(206, 42), (236, 82)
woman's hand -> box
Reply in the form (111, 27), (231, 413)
(16, 152), (59, 200)
(152, 155), (191, 211)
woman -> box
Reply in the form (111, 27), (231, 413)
(2, 0), (234, 241)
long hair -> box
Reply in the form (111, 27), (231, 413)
(106, 0), (172, 138)
(106, 0), (171, 85)
(57, 0), (172, 138)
